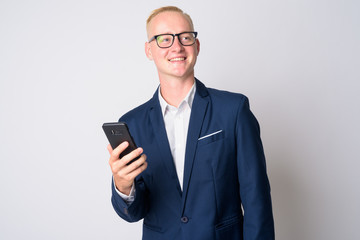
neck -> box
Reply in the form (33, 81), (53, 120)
(159, 75), (195, 107)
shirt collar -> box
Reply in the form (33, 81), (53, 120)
(158, 81), (196, 117)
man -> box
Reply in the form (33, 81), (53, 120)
(107, 6), (275, 240)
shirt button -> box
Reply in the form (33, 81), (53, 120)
(181, 216), (189, 223)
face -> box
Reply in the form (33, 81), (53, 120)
(145, 11), (200, 81)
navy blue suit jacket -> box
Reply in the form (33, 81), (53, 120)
(111, 79), (274, 240)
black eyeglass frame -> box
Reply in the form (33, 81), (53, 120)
(148, 31), (198, 48)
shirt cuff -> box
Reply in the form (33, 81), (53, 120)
(113, 178), (135, 205)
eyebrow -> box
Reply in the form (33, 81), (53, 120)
(155, 31), (194, 35)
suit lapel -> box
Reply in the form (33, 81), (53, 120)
(149, 89), (182, 194)
(181, 79), (209, 211)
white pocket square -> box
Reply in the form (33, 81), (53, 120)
(198, 130), (223, 140)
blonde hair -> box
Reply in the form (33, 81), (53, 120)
(146, 6), (194, 32)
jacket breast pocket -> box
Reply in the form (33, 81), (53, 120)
(198, 130), (225, 146)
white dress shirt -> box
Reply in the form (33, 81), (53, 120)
(115, 82), (196, 202)
(158, 82), (196, 190)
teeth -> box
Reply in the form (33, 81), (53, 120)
(170, 57), (185, 62)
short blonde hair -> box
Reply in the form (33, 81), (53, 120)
(146, 6), (194, 32)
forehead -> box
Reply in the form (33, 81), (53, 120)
(147, 11), (193, 36)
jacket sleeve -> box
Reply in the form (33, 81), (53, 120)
(236, 96), (275, 240)
(111, 176), (149, 222)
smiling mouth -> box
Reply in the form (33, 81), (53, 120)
(169, 57), (186, 62)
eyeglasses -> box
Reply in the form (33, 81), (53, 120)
(148, 32), (198, 48)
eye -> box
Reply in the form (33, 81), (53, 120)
(157, 35), (172, 43)
(180, 33), (194, 42)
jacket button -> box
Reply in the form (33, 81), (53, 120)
(181, 216), (189, 223)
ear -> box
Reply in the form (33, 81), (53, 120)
(196, 39), (200, 56)
(145, 42), (153, 60)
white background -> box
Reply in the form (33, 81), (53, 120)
(0, 0), (359, 239)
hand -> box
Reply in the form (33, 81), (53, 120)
(107, 141), (148, 195)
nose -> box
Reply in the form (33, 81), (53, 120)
(170, 36), (184, 51)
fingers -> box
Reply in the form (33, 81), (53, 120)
(108, 141), (129, 163)
(126, 159), (148, 180)
(107, 139), (148, 192)
(107, 144), (113, 153)
(112, 154), (148, 194)
(121, 153), (147, 175)
(108, 142), (146, 173)
(119, 147), (143, 166)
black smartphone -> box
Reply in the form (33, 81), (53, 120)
(102, 122), (139, 164)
